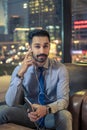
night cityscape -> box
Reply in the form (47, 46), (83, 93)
(0, 1), (87, 130)
(0, 0), (87, 65)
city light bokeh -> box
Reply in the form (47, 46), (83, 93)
(0, 0), (87, 65)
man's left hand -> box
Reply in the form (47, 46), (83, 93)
(27, 104), (47, 122)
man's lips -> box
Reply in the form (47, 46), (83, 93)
(37, 54), (47, 58)
(38, 55), (46, 58)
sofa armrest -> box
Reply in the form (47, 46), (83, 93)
(0, 75), (11, 104)
(68, 90), (87, 130)
(0, 75), (25, 106)
(81, 93), (87, 130)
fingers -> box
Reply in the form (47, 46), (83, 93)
(28, 112), (40, 122)
(25, 48), (33, 60)
(23, 48), (33, 66)
(17, 47), (34, 76)
(27, 105), (47, 122)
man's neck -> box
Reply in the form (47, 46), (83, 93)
(37, 62), (46, 67)
(35, 58), (49, 68)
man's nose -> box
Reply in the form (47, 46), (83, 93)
(40, 47), (44, 53)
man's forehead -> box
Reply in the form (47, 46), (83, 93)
(32, 36), (50, 44)
(32, 42), (49, 46)
(32, 36), (49, 40)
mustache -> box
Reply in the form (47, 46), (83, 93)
(37, 54), (48, 57)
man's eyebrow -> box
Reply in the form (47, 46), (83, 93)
(33, 42), (49, 45)
(33, 43), (40, 45)
(44, 42), (49, 45)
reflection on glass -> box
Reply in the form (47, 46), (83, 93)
(72, 0), (87, 64)
(0, 0), (62, 65)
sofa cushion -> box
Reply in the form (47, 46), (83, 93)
(0, 123), (34, 130)
(0, 75), (11, 103)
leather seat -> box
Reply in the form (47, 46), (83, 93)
(68, 90), (87, 130)
(81, 94), (87, 130)
(0, 123), (33, 130)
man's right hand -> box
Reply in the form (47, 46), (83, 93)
(17, 48), (34, 77)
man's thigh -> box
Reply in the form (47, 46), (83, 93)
(45, 113), (55, 129)
(45, 110), (72, 130)
(0, 105), (36, 128)
(55, 110), (72, 130)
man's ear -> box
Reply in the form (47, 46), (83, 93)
(28, 45), (32, 50)
(29, 45), (33, 50)
(49, 44), (50, 50)
(28, 45), (33, 56)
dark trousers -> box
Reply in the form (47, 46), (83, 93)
(0, 105), (72, 130)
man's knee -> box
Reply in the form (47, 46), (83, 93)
(56, 109), (72, 121)
(0, 105), (11, 124)
(55, 110), (72, 130)
(0, 105), (10, 115)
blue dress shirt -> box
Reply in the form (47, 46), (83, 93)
(5, 58), (69, 113)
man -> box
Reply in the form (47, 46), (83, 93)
(0, 29), (72, 130)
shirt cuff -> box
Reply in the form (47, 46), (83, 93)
(47, 100), (68, 113)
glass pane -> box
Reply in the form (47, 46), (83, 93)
(72, 0), (87, 64)
(28, 0), (62, 61)
(0, 0), (63, 65)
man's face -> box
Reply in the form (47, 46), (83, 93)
(31, 36), (50, 64)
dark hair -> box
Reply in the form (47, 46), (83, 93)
(28, 29), (50, 45)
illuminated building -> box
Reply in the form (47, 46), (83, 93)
(0, 0), (8, 34)
(8, 0), (61, 41)
(0, 0), (72, 63)
(28, 0), (61, 40)
(7, 0), (63, 60)
(71, 0), (87, 63)
(72, 0), (87, 50)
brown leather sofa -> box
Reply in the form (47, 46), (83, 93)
(66, 63), (87, 130)
(0, 63), (87, 130)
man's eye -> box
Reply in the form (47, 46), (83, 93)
(44, 45), (49, 48)
(35, 46), (40, 48)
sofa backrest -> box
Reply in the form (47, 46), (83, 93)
(65, 63), (87, 96)
(0, 63), (87, 103)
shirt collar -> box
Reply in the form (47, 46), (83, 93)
(43, 58), (49, 69)
(35, 58), (49, 71)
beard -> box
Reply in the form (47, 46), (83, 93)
(32, 54), (48, 63)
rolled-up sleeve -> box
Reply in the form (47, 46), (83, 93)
(5, 66), (23, 106)
(47, 65), (69, 113)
